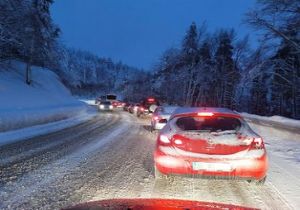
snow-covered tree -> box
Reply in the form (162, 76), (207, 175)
(214, 29), (240, 108)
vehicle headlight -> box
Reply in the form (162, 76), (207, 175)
(109, 105), (113, 109)
(100, 105), (104, 109)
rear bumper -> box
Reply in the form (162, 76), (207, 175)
(154, 149), (268, 180)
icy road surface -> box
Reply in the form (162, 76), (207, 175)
(0, 110), (299, 209)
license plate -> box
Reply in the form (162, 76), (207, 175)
(192, 162), (232, 172)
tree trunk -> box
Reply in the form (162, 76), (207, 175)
(26, 62), (32, 85)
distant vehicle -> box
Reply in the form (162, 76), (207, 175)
(151, 106), (179, 131)
(123, 103), (131, 111)
(98, 101), (113, 111)
(129, 103), (140, 114)
(112, 100), (125, 108)
(127, 104), (134, 113)
(95, 94), (118, 105)
(137, 97), (159, 117)
(154, 107), (268, 184)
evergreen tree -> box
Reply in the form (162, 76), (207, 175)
(181, 22), (200, 105)
(214, 30), (239, 108)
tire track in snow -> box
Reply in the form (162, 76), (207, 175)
(89, 118), (156, 201)
(0, 113), (119, 186)
(0, 112), (125, 209)
(0, 115), (110, 166)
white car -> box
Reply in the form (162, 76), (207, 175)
(99, 101), (113, 111)
(151, 106), (178, 130)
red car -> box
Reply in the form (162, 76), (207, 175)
(112, 100), (125, 108)
(154, 107), (268, 184)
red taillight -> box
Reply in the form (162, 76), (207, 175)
(148, 98), (155, 102)
(140, 107), (145, 111)
(158, 135), (171, 145)
(251, 137), (264, 149)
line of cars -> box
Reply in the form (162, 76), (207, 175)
(123, 97), (160, 117)
(95, 95), (126, 111)
(125, 103), (268, 184)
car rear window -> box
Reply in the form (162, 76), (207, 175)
(175, 116), (241, 132)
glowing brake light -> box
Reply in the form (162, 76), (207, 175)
(159, 135), (170, 144)
(147, 98), (155, 102)
(197, 112), (214, 117)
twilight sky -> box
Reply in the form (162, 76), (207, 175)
(51, 0), (256, 70)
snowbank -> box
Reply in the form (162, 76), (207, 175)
(79, 99), (96, 106)
(241, 112), (300, 131)
(0, 109), (96, 146)
(0, 60), (90, 133)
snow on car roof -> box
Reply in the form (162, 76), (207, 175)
(171, 107), (240, 118)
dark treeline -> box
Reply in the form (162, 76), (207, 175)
(150, 0), (300, 119)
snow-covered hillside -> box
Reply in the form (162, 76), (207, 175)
(0, 61), (90, 133)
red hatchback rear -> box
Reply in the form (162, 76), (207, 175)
(154, 108), (268, 184)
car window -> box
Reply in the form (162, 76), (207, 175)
(176, 116), (241, 132)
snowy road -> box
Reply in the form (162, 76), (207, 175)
(0, 110), (299, 209)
